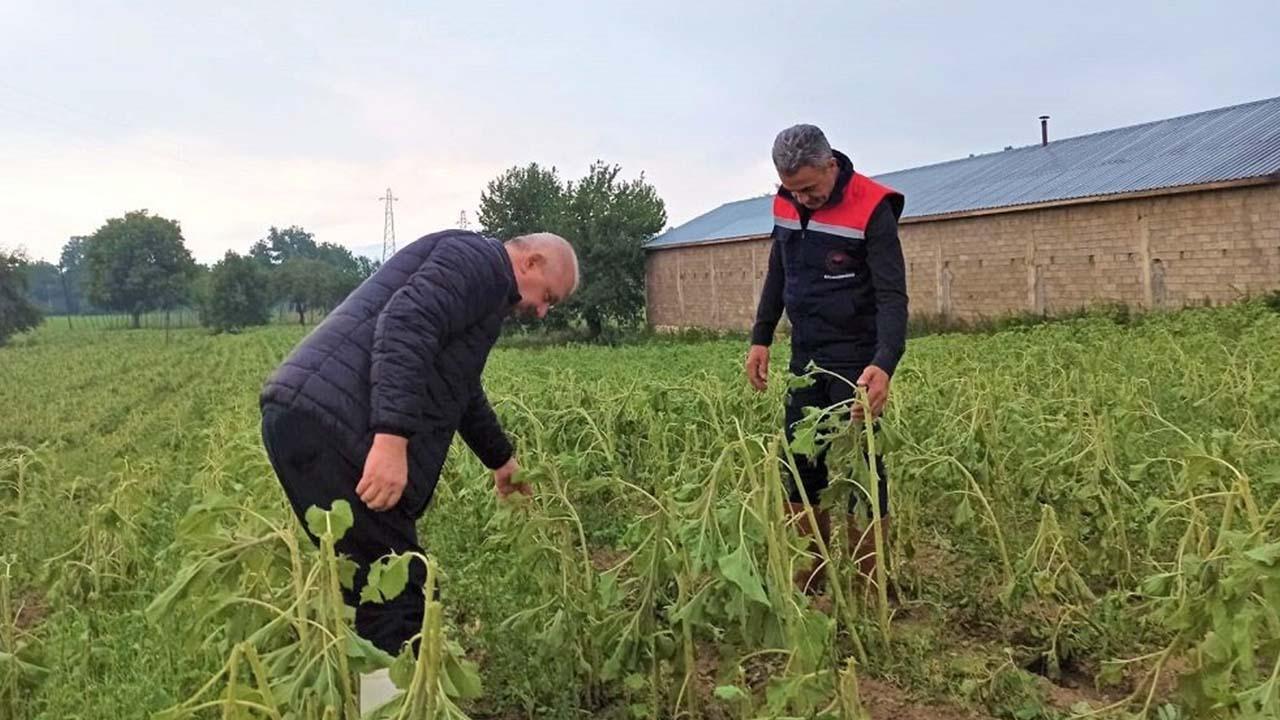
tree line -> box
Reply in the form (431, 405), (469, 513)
(3, 159), (667, 344)
(4, 213), (378, 341)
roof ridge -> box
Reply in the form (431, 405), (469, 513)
(875, 95), (1280, 180)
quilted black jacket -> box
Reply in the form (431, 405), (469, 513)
(260, 230), (518, 512)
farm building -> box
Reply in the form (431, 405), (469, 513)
(644, 96), (1280, 329)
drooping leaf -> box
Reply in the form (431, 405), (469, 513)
(952, 496), (975, 527)
(443, 656), (483, 698)
(378, 553), (411, 601)
(304, 505), (326, 538)
(361, 561), (385, 605)
(789, 422), (819, 459)
(329, 500), (354, 540)
(787, 373), (816, 390)
(336, 556), (358, 591)
(718, 543), (770, 607)
(1244, 542), (1280, 566)
(345, 630), (396, 674)
(388, 647), (415, 688)
(597, 570), (621, 608)
(145, 561), (207, 624)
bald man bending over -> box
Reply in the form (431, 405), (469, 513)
(259, 229), (579, 708)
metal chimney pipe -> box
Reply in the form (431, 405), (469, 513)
(1039, 115), (1050, 146)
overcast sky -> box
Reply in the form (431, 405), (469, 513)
(2, 0), (1277, 264)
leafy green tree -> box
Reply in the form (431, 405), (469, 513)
(477, 164), (568, 241)
(23, 261), (65, 314)
(478, 161), (666, 337)
(276, 257), (327, 325)
(249, 227), (374, 324)
(202, 251), (272, 333)
(313, 242), (371, 307)
(84, 210), (197, 328)
(249, 239), (275, 269)
(255, 226), (319, 265)
(59, 236), (92, 314)
(1, 249), (43, 344)
(561, 162), (666, 337)
(189, 264), (211, 325)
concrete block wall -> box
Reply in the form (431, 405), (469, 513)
(645, 183), (1280, 329)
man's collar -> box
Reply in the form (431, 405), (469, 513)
(499, 245), (521, 305)
(776, 149), (855, 211)
(823, 149), (855, 209)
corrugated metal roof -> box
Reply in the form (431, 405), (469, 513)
(646, 95), (1280, 249)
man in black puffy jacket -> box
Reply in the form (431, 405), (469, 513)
(259, 230), (578, 663)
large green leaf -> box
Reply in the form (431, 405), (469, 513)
(145, 561), (208, 624)
(1244, 542), (1280, 567)
(443, 656), (483, 699)
(336, 556), (358, 591)
(344, 630), (395, 674)
(789, 422), (819, 459)
(718, 543), (770, 607)
(360, 561), (385, 605)
(329, 500), (354, 540)
(378, 553), (411, 601)
(304, 505), (326, 538)
(304, 500), (353, 541)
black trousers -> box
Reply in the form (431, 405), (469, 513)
(260, 403), (427, 655)
(782, 369), (891, 518)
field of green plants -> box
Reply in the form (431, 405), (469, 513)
(2, 302), (1278, 720)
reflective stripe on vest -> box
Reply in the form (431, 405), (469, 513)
(772, 173), (897, 237)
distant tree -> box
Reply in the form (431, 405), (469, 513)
(314, 242), (372, 306)
(561, 162), (666, 337)
(23, 261), (65, 314)
(249, 239), (275, 269)
(202, 251), (271, 333)
(478, 164), (569, 241)
(84, 211), (197, 328)
(190, 264), (212, 325)
(478, 160), (666, 337)
(59, 236), (92, 314)
(276, 257), (329, 325)
(248, 227), (374, 323)
(356, 255), (380, 279)
(259, 226), (319, 265)
(1, 249), (43, 344)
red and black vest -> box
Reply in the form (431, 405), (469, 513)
(772, 158), (904, 365)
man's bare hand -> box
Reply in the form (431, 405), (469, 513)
(854, 365), (891, 421)
(745, 345), (770, 392)
(494, 457), (529, 500)
(357, 433), (409, 511)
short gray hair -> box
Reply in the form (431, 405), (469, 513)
(772, 124), (833, 176)
(508, 232), (580, 294)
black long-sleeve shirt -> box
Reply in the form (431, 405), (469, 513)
(750, 198), (909, 376)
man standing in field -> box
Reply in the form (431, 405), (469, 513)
(259, 229), (578, 710)
(745, 124), (908, 593)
